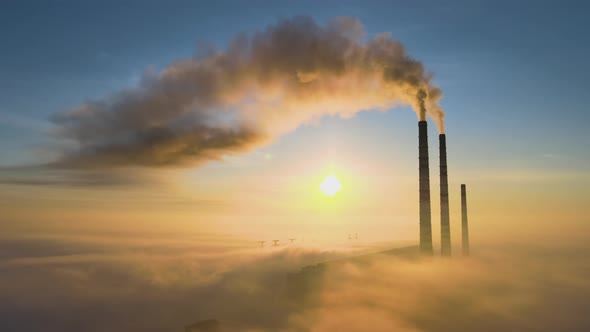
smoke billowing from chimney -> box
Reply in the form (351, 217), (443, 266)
(50, 16), (444, 169)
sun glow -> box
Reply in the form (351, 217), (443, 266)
(319, 174), (342, 197)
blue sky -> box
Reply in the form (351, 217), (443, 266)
(1, 0), (588, 174)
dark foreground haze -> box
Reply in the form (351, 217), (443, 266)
(1, 226), (589, 332)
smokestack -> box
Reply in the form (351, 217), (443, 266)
(461, 184), (470, 256)
(418, 121), (433, 255)
(439, 134), (451, 256)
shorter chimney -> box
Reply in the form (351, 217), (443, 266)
(461, 184), (470, 256)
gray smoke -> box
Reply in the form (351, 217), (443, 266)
(51, 16), (444, 169)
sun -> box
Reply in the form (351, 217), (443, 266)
(319, 174), (342, 197)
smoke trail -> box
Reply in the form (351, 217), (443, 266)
(51, 16), (444, 169)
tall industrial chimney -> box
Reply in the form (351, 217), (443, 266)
(461, 184), (470, 256)
(439, 134), (451, 256)
(418, 121), (433, 255)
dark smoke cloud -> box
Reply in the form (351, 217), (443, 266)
(51, 16), (444, 169)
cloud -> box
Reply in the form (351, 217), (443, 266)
(0, 233), (339, 332)
(0, 231), (589, 332)
(283, 243), (590, 332)
(0, 166), (156, 187)
(50, 16), (444, 170)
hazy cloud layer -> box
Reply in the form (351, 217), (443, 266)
(51, 16), (443, 169)
(0, 166), (160, 187)
(0, 231), (589, 332)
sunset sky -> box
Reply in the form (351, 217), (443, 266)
(1, 1), (590, 331)
(1, 0), (588, 245)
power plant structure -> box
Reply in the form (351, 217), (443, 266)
(439, 134), (451, 256)
(417, 122), (470, 257)
(418, 121), (433, 255)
